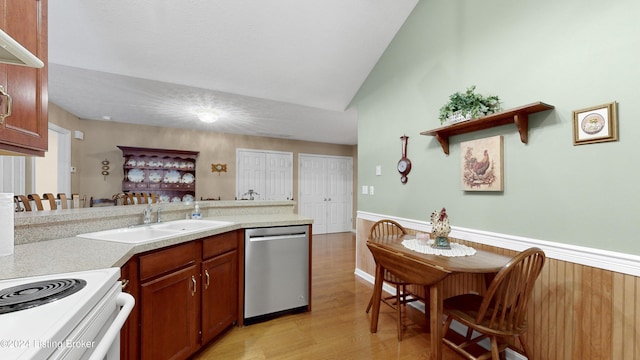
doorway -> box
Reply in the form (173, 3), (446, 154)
(0, 123), (70, 209)
(34, 124), (71, 202)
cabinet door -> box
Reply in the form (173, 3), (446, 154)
(201, 250), (238, 344)
(0, 0), (48, 156)
(140, 265), (200, 360)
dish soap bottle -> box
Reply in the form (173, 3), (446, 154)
(191, 202), (201, 220)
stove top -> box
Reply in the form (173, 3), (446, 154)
(0, 278), (87, 314)
(0, 268), (120, 359)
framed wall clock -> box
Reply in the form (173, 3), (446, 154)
(397, 135), (412, 184)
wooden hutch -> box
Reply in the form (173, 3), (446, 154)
(118, 146), (199, 203)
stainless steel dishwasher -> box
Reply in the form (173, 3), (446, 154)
(244, 225), (309, 324)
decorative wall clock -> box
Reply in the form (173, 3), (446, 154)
(397, 135), (412, 184)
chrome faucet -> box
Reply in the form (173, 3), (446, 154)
(143, 204), (153, 224)
(157, 207), (163, 223)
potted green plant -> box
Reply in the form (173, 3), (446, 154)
(438, 86), (501, 125)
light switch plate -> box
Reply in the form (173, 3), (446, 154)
(361, 185), (368, 195)
(369, 186), (374, 195)
(375, 165), (381, 176)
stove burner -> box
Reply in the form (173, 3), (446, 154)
(0, 278), (87, 314)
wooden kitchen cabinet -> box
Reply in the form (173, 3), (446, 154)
(0, 0), (48, 156)
(201, 232), (239, 344)
(121, 231), (241, 360)
(139, 242), (201, 360)
(141, 265), (200, 360)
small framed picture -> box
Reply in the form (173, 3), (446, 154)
(461, 135), (503, 191)
(573, 102), (618, 145)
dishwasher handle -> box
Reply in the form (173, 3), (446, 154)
(248, 233), (307, 242)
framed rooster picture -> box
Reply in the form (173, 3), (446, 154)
(461, 135), (504, 191)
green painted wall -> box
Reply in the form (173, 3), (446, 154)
(352, 0), (640, 255)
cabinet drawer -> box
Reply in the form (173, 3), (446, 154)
(140, 242), (198, 282)
(203, 231), (238, 259)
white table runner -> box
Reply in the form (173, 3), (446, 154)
(401, 238), (476, 257)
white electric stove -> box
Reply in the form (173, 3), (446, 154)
(0, 268), (134, 360)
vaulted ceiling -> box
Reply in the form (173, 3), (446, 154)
(47, 0), (418, 145)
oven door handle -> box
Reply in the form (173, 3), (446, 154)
(88, 292), (135, 360)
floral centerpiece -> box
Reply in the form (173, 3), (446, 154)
(438, 86), (502, 125)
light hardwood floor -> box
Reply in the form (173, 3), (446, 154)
(192, 232), (462, 360)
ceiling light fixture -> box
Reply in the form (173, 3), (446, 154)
(196, 109), (220, 123)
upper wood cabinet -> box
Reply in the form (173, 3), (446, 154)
(0, 0), (48, 156)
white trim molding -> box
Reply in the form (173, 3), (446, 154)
(357, 211), (640, 277)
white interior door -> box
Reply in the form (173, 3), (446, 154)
(298, 154), (352, 235)
(298, 155), (327, 233)
(265, 152), (293, 200)
(237, 149), (292, 200)
(237, 150), (266, 200)
(326, 157), (352, 233)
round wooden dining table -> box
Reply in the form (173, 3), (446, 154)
(367, 235), (512, 360)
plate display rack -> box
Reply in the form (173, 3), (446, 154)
(118, 146), (199, 203)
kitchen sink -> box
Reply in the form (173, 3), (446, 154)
(76, 226), (179, 243)
(151, 219), (233, 232)
(77, 219), (234, 244)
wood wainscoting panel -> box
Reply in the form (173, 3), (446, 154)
(356, 217), (640, 360)
(612, 272), (640, 359)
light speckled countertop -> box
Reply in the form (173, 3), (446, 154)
(0, 213), (312, 280)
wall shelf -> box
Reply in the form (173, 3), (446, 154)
(420, 102), (554, 155)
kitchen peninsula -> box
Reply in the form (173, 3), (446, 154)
(2, 201), (313, 360)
